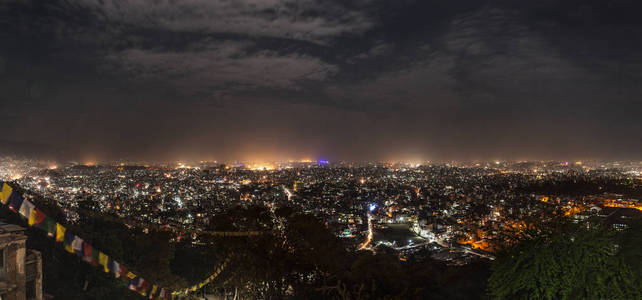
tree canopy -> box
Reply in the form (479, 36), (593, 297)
(488, 222), (642, 300)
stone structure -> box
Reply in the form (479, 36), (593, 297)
(0, 221), (42, 300)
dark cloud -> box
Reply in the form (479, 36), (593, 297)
(0, 0), (641, 161)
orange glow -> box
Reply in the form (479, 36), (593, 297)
(359, 214), (374, 250)
(457, 228), (496, 252)
(602, 200), (642, 211)
(240, 192), (252, 201)
(563, 204), (585, 217)
(247, 163), (275, 171)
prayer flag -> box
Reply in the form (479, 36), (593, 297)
(107, 258), (116, 275)
(119, 265), (128, 280)
(72, 236), (84, 257)
(43, 217), (56, 237)
(31, 209), (47, 228)
(18, 199), (35, 220)
(128, 277), (140, 291)
(127, 271), (137, 280)
(8, 192), (24, 213)
(98, 252), (109, 272)
(63, 231), (75, 253)
(55, 223), (66, 242)
(149, 285), (158, 299)
(83, 242), (94, 264)
(112, 261), (121, 278)
(28, 208), (37, 226)
(91, 246), (100, 266)
(140, 280), (150, 295)
(0, 183), (12, 204)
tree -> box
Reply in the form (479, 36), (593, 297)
(487, 223), (641, 299)
(618, 218), (642, 292)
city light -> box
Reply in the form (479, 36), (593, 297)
(1, 156), (641, 269)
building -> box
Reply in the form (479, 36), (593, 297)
(0, 221), (42, 300)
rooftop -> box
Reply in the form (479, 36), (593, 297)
(0, 221), (26, 234)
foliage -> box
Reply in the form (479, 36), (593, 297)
(618, 218), (642, 292)
(487, 222), (642, 300)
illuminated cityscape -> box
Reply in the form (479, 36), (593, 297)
(3, 0), (642, 299)
(2, 157), (641, 260)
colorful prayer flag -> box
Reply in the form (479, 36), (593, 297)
(0, 185), (228, 300)
(127, 271), (137, 280)
(30, 209), (47, 228)
(0, 183), (12, 204)
(83, 242), (94, 264)
(18, 199), (35, 220)
(140, 281), (150, 296)
(63, 231), (75, 253)
(8, 192), (24, 213)
(149, 285), (158, 299)
(55, 223), (66, 242)
(107, 258), (115, 275)
(72, 236), (84, 257)
(28, 209), (37, 226)
(119, 264), (128, 280)
(43, 217), (56, 237)
(98, 252), (109, 272)
(91, 248), (100, 267)
(128, 277), (141, 291)
(112, 261), (121, 278)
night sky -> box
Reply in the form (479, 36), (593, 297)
(1, 0), (641, 162)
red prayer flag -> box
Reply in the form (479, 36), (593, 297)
(34, 209), (47, 227)
(83, 242), (95, 265)
(119, 264), (128, 281)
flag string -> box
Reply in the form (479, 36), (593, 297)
(1, 182), (231, 299)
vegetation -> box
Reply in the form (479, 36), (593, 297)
(488, 221), (642, 300)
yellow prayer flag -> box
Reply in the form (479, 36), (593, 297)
(150, 285), (158, 296)
(98, 252), (109, 272)
(127, 271), (137, 279)
(28, 209), (37, 226)
(0, 183), (12, 204)
(64, 240), (74, 254)
(55, 223), (66, 243)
